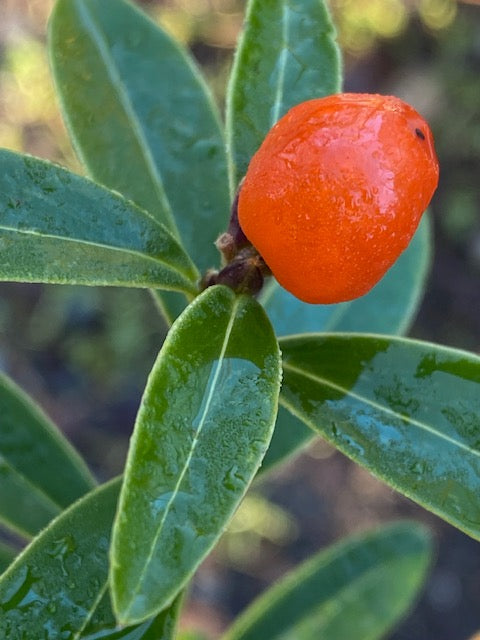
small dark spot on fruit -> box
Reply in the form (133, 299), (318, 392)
(415, 128), (425, 140)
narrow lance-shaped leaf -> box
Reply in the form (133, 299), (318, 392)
(111, 285), (282, 625)
(0, 366), (93, 538)
(260, 216), (431, 473)
(280, 333), (480, 540)
(0, 372), (95, 509)
(223, 522), (432, 640)
(48, 0), (231, 273)
(0, 479), (120, 639)
(226, 0), (342, 189)
(0, 150), (198, 293)
(0, 479), (182, 640)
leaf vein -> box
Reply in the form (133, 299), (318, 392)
(0, 225), (195, 283)
(282, 361), (480, 459)
(271, 3), (289, 126)
(125, 295), (241, 613)
(73, 579), (109, 640)
(74, 0), (177, 233)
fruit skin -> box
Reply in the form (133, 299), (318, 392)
(237, 93), (439, 304)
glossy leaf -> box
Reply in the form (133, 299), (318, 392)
(49, 0), (231, 273)
(260, 215), (431, 338)
(0, 150), (198, 293)
(260, 218), (431, 471)
(0, 372), (94, 510)
(226, 0), (341, 188)
(280, 333), (480, 540)
(111, 285), (282, 624)
(0, 476), (182, 640)
(0, 479), (121, 639)
(0, 543), (17, 575)
(223, 522), (432, 640)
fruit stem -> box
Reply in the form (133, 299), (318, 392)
(201, 181), (271, 297)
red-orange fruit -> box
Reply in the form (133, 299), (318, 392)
(237, 93), (439, 304)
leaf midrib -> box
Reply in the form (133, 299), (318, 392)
(0, 224), (196, 284)
(124, 295), (241, 616)
(278, 553), (419, 640)
(225, 542), (420, 640)
(270, 2), (289, 126)
(73, 0), (177, 234)
(281, 360), (480, 460)
(73, 578), (109, 640)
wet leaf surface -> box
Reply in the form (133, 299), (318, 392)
(111, 286), (281, 624)
(0, 150), (198, 293)
(280, 333), (480, 539)
(0, 479), (182, 639)
(0, 479), (120, 639)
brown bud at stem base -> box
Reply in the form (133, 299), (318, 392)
(202, 182), (272, 297)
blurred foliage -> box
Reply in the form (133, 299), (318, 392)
(218, 493), (298, 571)
(333, 0), (458, 53)
(0, 0), (472, 161)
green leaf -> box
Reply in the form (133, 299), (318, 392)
(0, 543), (17, 575)
(0, 372), (94, 508)
(111, 285), (282, 624)
(223, 521), (432, 640)
(280, 333), (480, 540)
(0, 479), (121, 639)
(0, 476), (182, 639)
(80, 593), (183, 640)
(226, 0), (341, 188)
(261, 216), (431, 338)
(49, 0), (231, 273)
(0, 150), (198, 293)
(0, 366), (95, 536)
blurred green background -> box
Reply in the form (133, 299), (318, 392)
(0, 1), (479, 638)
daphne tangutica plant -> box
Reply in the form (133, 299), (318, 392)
(0, 1), (479, 639)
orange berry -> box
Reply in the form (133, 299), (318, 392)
(237, 93), (439, 304)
